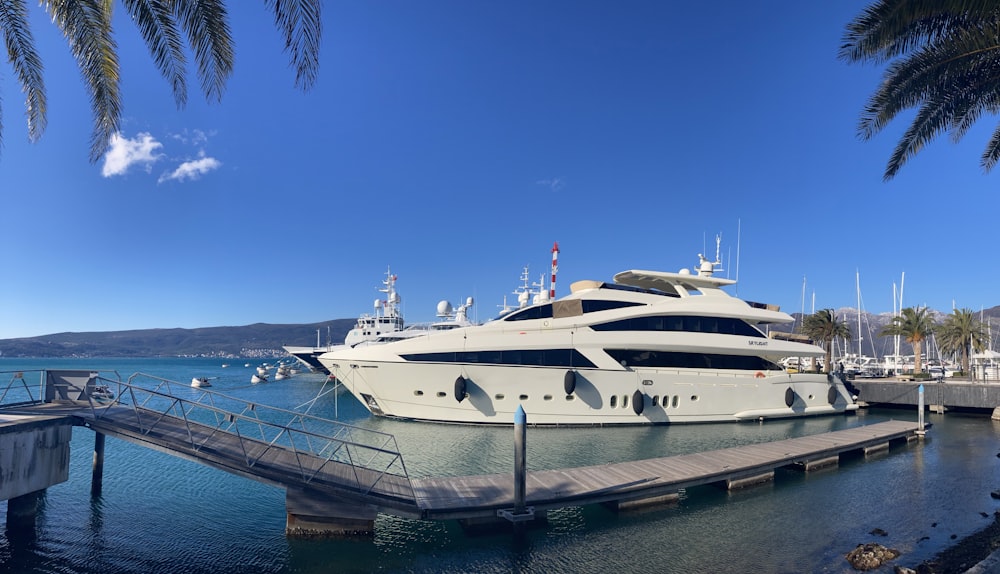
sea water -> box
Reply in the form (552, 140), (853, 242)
(1, 357), (998, 573)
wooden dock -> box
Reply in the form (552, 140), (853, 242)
(410, 419), (921, 520)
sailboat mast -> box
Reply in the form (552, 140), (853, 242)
(856, 270), (862, 358)
(898, 272), (904, 359)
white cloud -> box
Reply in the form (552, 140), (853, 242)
(157, 152), (222, 183)
(536, 177), (566, 192)
(170, 128), (212, 146)
(101, 132), (164, 177)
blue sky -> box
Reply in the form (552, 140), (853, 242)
(0, 1), (995, 341)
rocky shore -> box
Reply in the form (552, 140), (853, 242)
(907, 511), (1000, 573)
(846, 512), (1000, 573)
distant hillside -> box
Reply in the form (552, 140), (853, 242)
(0, 319), (357, 358)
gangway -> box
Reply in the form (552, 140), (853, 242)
(0, 370), (417, 515)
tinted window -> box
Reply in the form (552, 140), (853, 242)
(581, 300), (644, 313)
(504, 304), (554, 321)
(591, 315), (764, 337)
(401, 348), (596, 368)
(605, 349), (779, 371)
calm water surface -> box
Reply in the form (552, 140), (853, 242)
(1, 357), (998, 573)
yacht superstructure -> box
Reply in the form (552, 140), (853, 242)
(283, 267), (405, 373)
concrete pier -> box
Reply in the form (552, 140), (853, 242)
(0, 415), (73, 528)
(284, 487), (377, 537)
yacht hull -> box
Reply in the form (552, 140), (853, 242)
(330, 361), (859, 425)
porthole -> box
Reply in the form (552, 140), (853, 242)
(610, 395), (618, 408)
(544, 394), (553, 401)
(690, 395), (698, 402)
(437, 392), (446, 398)
(652, 395), (659, 406)
(414, 390), (424, 396)
(565, 395), (575, 401)
(519, 394), (528, 401)
(672, 395), (679, 408)
(808, 394), (814, 400)
(622, 394), (629, 409)
(495, 393), (505, 400)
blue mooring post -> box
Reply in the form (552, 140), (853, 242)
(514, 405), (526, 515)
(917, 384), (925, 435)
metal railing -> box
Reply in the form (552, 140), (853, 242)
(0, 369), (45, 407)
(0, 369), (413, 503)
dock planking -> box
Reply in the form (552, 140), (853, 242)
(409, 419), (921, 520)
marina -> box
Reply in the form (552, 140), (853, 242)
(0, 369), (923, 532)
(2, 357), (1000, 573)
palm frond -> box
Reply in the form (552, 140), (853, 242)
(44, 0), (120, 162)
(0, 0), (47, 143)
(171, 0), (233, 102)
(840, 0), (997, 63)
(264, 0), (322, 90)
(121, 0), (188, 107)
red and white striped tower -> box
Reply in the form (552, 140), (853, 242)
(550, 241), (559, 299)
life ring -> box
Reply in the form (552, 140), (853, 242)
(564, 370), (577, 395)
(632, 389), (644, 415)
(754, 371), (765, 379)
(454, 376), (467, 403)
(784, 387), (795, 408)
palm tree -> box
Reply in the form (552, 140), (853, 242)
(839, 1), (1000, 180)
(878, 306), (935, 374)
(801, 309), (852, 373)
(0, 0), (321, 161)
(936, 308), (988, 375)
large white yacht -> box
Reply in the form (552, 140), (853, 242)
(283, 267), (406, 373)
(318, 252), (860, 425)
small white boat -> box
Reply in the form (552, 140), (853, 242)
(274, 364), (292, 380)
(91, 385), (115, 403)
(221, 364), (230, 368)
(256, 364), (270, 376)
(244, 363), (251, 368)
(191, 377), (212, 388)
(251, 374), (268, 384)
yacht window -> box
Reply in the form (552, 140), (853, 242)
(652, 395), (659, 406)
(610, 395), (618, 408)
(400, 349), (597, 368)
(591, 315), (765, 337)
(605, 349), (780, 371)
(503, 304), (554, 321)
(581, 300), (645, 313)
(672, 395), (679, 408)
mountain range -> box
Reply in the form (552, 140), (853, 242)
(0, 305), (996, 359)
(0, 320), (357, 358)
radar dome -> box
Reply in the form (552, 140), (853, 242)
(679, 268), (691, 275)
(436, 300), (454, 316)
